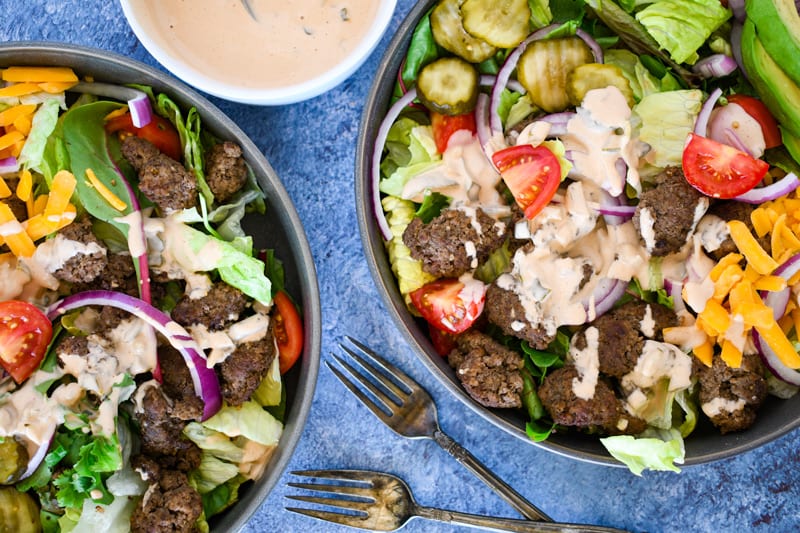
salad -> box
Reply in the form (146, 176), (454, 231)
(0, 65), (303, 531)
(372, 0), (800, 474)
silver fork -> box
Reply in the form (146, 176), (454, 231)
(286, 469), (628, 532)
(327, 336), (551, 522)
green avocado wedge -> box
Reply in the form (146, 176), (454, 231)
(783, 127), (800, 168)
(745, 0), (800, 87)
(739, 19), (800, 140)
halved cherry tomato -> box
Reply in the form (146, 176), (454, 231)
(105, 112), (182, 161)
(430, 111), (476, 154)
(0, 301), (53, 384)
(682, 133), (769, 199)
(272, 291), (303, 374)
(726, 94), (782, 149)
(410, 278), (485, 334)
(491, 144), (561, 219)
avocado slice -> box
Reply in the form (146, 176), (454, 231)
(745, 0), (800, 87)
(740, 19), (800, 140)
(782, 127), (800, 168)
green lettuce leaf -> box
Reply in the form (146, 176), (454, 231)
(18, 97), (61, 173)
(601, 428), (685, 475)
(634, 89), (703, 168)
(635, 0), (731, 65)
(202, 400), (282, 447)
(163, 219), (272, 304)
(379, 119), (440, 197)
(251, 355), (282, 407)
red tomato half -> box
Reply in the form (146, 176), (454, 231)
(272, 291), (303, 374)
(428, 324), (457, 356)
(410, 278), (485, 335)
(726, 94), (782, 149)
(0, 301), (53, 384)
(430, 111), (476, 154)
(105, 112), (182, 161)
(492, 144), (561, 219)
(682, 133), (769, 199)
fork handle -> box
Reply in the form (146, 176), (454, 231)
(433, 429), (552, 522)
(417, 505), (628, 533)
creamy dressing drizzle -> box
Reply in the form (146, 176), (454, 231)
(129, 0), (381, 89)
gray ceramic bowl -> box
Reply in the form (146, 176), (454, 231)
(355, 0), (800, 467)
(0, 42), (320, 529)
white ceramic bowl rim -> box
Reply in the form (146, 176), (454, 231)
(120, 0), (397, 105)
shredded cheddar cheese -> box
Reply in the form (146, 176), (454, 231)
(685, 189), (800, 369)
(85, 168), (127, 211)
(1, 66), (78, 83)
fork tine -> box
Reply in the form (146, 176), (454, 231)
(285, 493), (373, 511)
(326, 359), (397, 425)
(334, 345), (411, 402)
(344, 336), (421, 393)
(291, 469), (377, 481)
(285, 506), (370, 529)
(287, 481), (374, 499)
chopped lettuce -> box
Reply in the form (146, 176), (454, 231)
(160, 218), (272, 304)
(252, 355), (282, 407)
(601, 428), (685, 475)
(203, 400), (282, 447)
(379, 119), (440, 197)
(381, 195), (436, 307)
(634, 0), (731, 65)
(633, 89), (703, 168)
(18, 97), (61, 173)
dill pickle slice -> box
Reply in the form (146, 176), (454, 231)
(461, 0), (531, 48)
(517, 37), (594, 113)
(567, 63), (636, 107)
(416, 57), (479, 115)
(0, 437), (27, 485)
(431, 0), (497, 63)
(0, 486), (40, 532)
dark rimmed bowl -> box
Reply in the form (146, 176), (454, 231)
(0, 42), (321, 529)
(354, 0), (800, 467)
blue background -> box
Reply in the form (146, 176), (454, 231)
(2, 1), (799, 531)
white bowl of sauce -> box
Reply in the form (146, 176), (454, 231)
(120, 0), (397, 105)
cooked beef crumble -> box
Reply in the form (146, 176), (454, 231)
(130, 456), (203, 533)
(171, 282), (249, 331)
(205, 141), (248, 203)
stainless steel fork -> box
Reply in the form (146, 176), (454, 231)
(286, 469), (629, 532)
(328, 336), (552, 522)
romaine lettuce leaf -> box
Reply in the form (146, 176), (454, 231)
(18, 97), (61, 173)
(379, 119), (440, 197)
(203, 400), (282, 447)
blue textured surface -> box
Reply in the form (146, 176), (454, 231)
(3, 1), (800, 532)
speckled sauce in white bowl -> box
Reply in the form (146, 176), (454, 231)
(120, 0), (397, 105)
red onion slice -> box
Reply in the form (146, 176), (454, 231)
(664, 278), (686, 314)
(693, 87), (723, 136)
(583, 277), (627, 319)
(733, 172), (800, 204)
(19, 433), (54, 481)
(692, 54), (738, 79)
(538, 112), (576, 138)
(0, 156), (19, 174)
(731, 22), (747, 80)
(70, 82), (153, 128)
(754, 331), (800, 386)
(46, 290), (222, 420)
(371, 88), (418, 241)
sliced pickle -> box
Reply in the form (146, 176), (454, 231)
(517, 37), (594, 113)
(567, 63), (636, 107)
(416, 57), (479, 115)
(0, 486), (40, 532)
(462, 0), (531, 48)
(0, 438), (27, 485)
(431, 0), (497, 63)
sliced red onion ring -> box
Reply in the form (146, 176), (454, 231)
(575, 28), (604, 64)
(19, 434), (53, 481)
(46, 290), (222, 420)
(723, 127), (753, 155)
(538, 112), (575, 137)
(694, 87), (723, 136)
(583, 278), (627, 319)
(475, 93), (491, 149)
(693, 54), (738, 79)
(371, 88), (418, 241)
(596, 203), (637, 219)
(70, 81), (153, 128)
(754, 331), (800, 386)
(0, 156), (19, 174)
(596, 189), (633, 226)
(728, 0), (745, 21)
(733, 172), (799, 204)
(663, 278), (686, 314)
